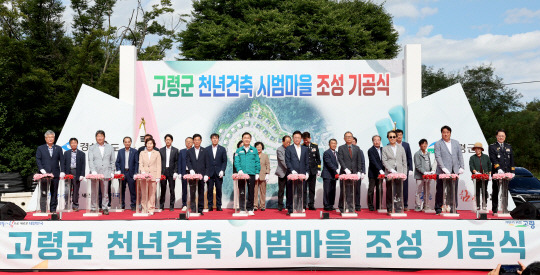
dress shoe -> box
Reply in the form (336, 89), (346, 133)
(217, 207), (223, 211)
(261, 208), (265, 211)
(103, 209), (109, 215)
(286, 211), (292, 215)
(131, 207), (136, 211)
(277, 206), (283, 211)
(208, 208), (213, 211)
(73, 206), (79, 212)
(308, 206), (316, 210)
(169, 207), (174, 211)
(368, 208), (375, 211)
(404, 208), (409, 211)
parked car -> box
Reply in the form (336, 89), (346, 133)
(509, 167), (540, 207)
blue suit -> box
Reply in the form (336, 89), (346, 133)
(186, 147), (207, 212)
(205, 145), (228, 209)
(36, 144), (64, 212)
(115, 148), (139, 208)
(177, 148), (189, 207)
(62, 149), (86, 208)
(322, 149), (339, 209)
(285, 144), (309, 212)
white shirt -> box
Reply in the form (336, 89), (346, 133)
(147, 151), (153, 159)
(166, 146), (171, 168)
(243, 145), (250, 152)
(390, 144), (397, 156)
(125, 149), (130, 169)
(445, 140), (452, 154)
(212, 145), (218, 158)
(295, 144), (302, 160)
(98, 144), (105, 157)
(195, 147), (200, 159)
(375, 146), (382, 159)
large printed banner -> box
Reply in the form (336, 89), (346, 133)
(0, 219), (537, 270)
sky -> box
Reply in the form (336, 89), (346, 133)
(60, 0), (540, 103)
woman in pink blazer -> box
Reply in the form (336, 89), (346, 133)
(139, 138), (161, 214)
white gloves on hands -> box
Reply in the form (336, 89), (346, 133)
(218, 171), (224, 178)
(344, 168), (351, 175)
(390, 169), (397, 174)
(190, 170), (195, 175)
(238, 170), (244, 175)
(317, 171), (321, 177)
(442, 168), (450, 174)
(173, 173), (178, 180)
(92, 171), (97, 175)
(40, 169), (46, 174)
(423, 172), (429, 175)
(379, 170), (385, 175)
(498, 169), (504, 174)
(291, 170), (297, 174)
(305, 173), (309, 180)
(115, 171), (121, 174)
(255, 174), (260, 181)
(79, 176), (84, 181)
(204, 175), (208, 182)
(60, 172), (65, 178)
(458, 168), (464, 175)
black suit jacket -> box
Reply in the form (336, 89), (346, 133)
(62, 149), (86, 179)
(303, 142), (321, 175)
(186, 147), (207, 175)
(337, 144), (365, 174)
(489, 142), (515, 173)
(159, 146), (179, 175)
(322, 149), (339, 180)
(367, 146), (384, 179)
(177, 148), (188, 176)
(285, 144), (309, 175)
(205, 145), (227, 177)
(400, 142), (413, 171)
(115, 148), (139, 177)
(36, 144), (64, 177)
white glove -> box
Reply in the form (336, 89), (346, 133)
(336, 169), (340, 175)
(190, 170), (195, 175)
(79, 176), (84, 181)
(305, 173), (309, 180)
(60, 172), (65, 178)
(458, 168), (464, 175)
(357, 172), (361, 178)
(204, 175), (208, 182)
(218, 171), (224, 178)
(498, 169), (504, 174)
(390, 169), (397, 174)
(292, 170), (297, 174)
(345, 168), (351, 175)
(475, 171), (481, 175)
(255, 174), (260, 181)
(317, 171), (321, 177)
(238, 170), (244, 175)
(442, 168), (450, 174)
(430, 171), (436, 175)
(379, 170), (385, 175)
(409, 171), (414, 176)
(110, 173), (114, 179)
(115, 171), (121, 174)
(423, 172), (429, 175)
(173, 173), (178, 180)
(40, 169), (46, 174)
(155, 178), (160, 183)
(361, 173), (365, 179)
(92, 171), (97, 175)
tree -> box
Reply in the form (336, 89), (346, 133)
(178, 0), (399, 60)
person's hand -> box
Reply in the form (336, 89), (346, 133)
(498, 169), (504, 174)
(305, 173), (309, 180)
(218, 171), (224, 178)
(238, 170), (244, 175)
(361, 173), (365, 179)
(487, 264), (500, 275)
(115, 171), (121, 174)
(336, 169), (340, 175)
(204, 175), (208, 182)
(79, 176), (84, 181)
(442, 168), (450, 174)
(155, 178), (160, 183)
(292, 170), (297, 174)
(390, 169), (397, 174)
(356, 172), (361, 178)
(344, 168), (351, 175)
(40, 169), (46, 174)
(190, 170), (195, 175)
(379, 170), (385, 175)
(317, 171), (321, 177)
(110, 173), (115, 179)
(475, 171), (481, 175)
(255, 174), (260, 181)
(173, 173), (178, 180)
(92, 171), (97, 175)
(60, 172), (65, 178)
(458, 168), (464, 174)
(517, 261), (526, 275)
(423, 172), (429, 175)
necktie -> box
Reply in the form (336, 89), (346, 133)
(333, 151), (337, 162)
(348, 146), (352, 158)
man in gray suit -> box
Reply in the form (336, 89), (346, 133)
(434, 125), (464, 214)
(337, 131), (365, 212)
(275, 135), (291, 211)
(382, 130), (408, 212)
(88, 130), (116, 215)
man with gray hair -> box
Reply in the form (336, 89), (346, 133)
(367, 135), (385, 211)
(88, 130), (116, 215)
(36, 130), (65, 212)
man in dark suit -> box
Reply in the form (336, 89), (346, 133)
(177, 137), (193, 211)
(285, 130), (309, 215)
(36, 130), (64, 212)
(396, 129), (413, 211)
(367, 135), (385, 211)
(322, 139), (339, 211)
(337, 131), (365, 212)
(489, 129), (515, 214)
(186, 134), (207, 214)
(159, 134), (179, 211)
(62, 137), (86, 211)
(115, 136), (139, 211)
(205, 133), (227, 211)
(302, 132), (321, 210)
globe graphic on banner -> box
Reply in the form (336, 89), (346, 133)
(210, 97), (330, 208)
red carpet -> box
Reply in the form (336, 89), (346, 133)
(24, 208), (511, 221)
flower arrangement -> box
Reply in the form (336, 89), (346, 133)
(492, 173), (515, 180)
(114, 174), (125, 180)
(134, 173), (152, 180)
(377, 174), (386, 179)
(387, 173), (407, 180)
(287, 174), (307, 181)
(160, 175), (166, 181)
(471, 174), (489, 180)
(338, 174), (360, 181)
(63, 174), (74, 180)
(86, 174), (105, 180)
(232, 173), (250, 180)
(33, 173), (54, 181)
(439, 174), (459, 179)
(183, 174), (203, 180)
(422, 174), (437, 180)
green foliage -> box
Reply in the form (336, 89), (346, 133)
(178, 0), (399, 60)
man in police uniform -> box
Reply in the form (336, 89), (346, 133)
(302, 132), (321, 210)
(488, 129), (515, 214)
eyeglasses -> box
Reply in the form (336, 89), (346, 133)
(388, 136), (396, 139)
